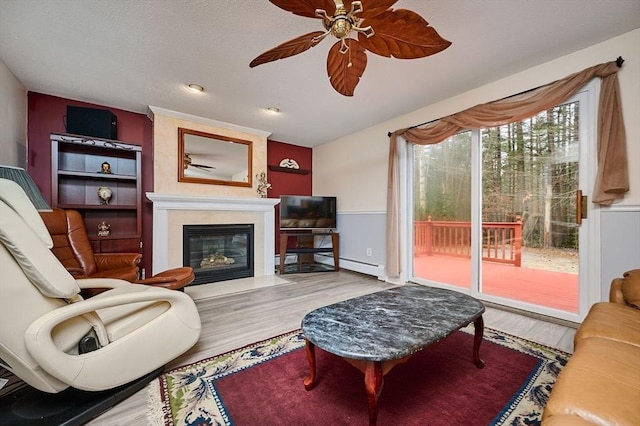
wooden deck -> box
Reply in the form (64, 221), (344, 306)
(413, 254), (579, 312)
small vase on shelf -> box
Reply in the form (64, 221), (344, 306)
(97, 186), (113, 205)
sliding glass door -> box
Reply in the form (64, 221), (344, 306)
(413, 132), (472, 289)
(410, 87), (596, 321)
(479, 102), (580, 313)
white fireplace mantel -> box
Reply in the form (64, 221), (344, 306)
(146, 192), (280, 276)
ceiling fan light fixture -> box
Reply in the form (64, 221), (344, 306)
(317, 1), (371, 44)
(186, 83), (204, 93)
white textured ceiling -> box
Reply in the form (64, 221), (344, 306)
(1, 0), (638, 147)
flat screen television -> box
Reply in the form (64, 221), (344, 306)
(279, 195), (337, 230)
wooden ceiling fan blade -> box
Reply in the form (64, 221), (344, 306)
(250, 31), (327, 68)
(348, 0), (398, 19)
(184, 154), (215, 170)
(193, 165), (215, 171)
(358, 9), (451, 59)
(269, 0), (336, 18)
(327, 39), (367, 96)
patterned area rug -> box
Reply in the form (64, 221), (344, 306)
(147, 327), (569, 425)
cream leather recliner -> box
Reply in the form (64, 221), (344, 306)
(0, 178), (201, 393)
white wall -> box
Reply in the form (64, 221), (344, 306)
(0, 60), (27, 167)
(314, 29), (640, 289)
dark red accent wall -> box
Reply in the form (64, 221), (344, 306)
(267, 140), (312, 253)
(27, 92), (154, 272)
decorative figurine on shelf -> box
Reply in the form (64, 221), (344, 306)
(279, 158), (300, 169)
(256, 172), (272, 198)
(97, 186), (113, 205)
(99, 161), (112, 174)
(97, 221), (111, 237)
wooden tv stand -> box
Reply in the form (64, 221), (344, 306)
(279, 232), (339, 274)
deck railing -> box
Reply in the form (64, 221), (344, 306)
(414, 216), (522, 267)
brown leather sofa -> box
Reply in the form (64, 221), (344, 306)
(40, 208), (141, 282)
(542, 269), (640, 425)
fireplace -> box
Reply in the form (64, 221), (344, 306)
(183, 224), (254, 285)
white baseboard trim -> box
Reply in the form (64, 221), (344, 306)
(342, 259), (387, 280)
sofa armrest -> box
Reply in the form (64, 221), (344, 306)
(609, 278), (626, 304)
(609, 269), (640, 309)
(94, 253), (141, 271)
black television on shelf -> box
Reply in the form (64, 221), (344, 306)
(279, 195), (337, 230)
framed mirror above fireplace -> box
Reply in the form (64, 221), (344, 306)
(178, 127), (253, 187)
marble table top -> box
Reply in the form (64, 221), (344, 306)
(301, 285), (485, 361)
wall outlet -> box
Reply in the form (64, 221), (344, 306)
(366, 248), (372, 257)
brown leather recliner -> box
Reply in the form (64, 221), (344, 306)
(39, 208), (141, 284)
(40, 208), (195, 294)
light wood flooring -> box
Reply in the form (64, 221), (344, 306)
(89, 270), (577, 425)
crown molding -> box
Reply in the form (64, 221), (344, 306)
(147, 106), (272, 139)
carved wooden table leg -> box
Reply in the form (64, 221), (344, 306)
(303, 339), (317, 390)
(473, 315), (485, 368)
(364, 361), (383, 426)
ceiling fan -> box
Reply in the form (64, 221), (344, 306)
(184, 153), (216, 171)
(250, 0), (451, 96)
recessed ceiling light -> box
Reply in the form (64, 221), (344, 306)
(265, 107), (280, 113)
(186, 83), (204, 93)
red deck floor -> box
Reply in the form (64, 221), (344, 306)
(414, 254), (579, 312)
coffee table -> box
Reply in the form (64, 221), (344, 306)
(301, 286), (485, 426)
